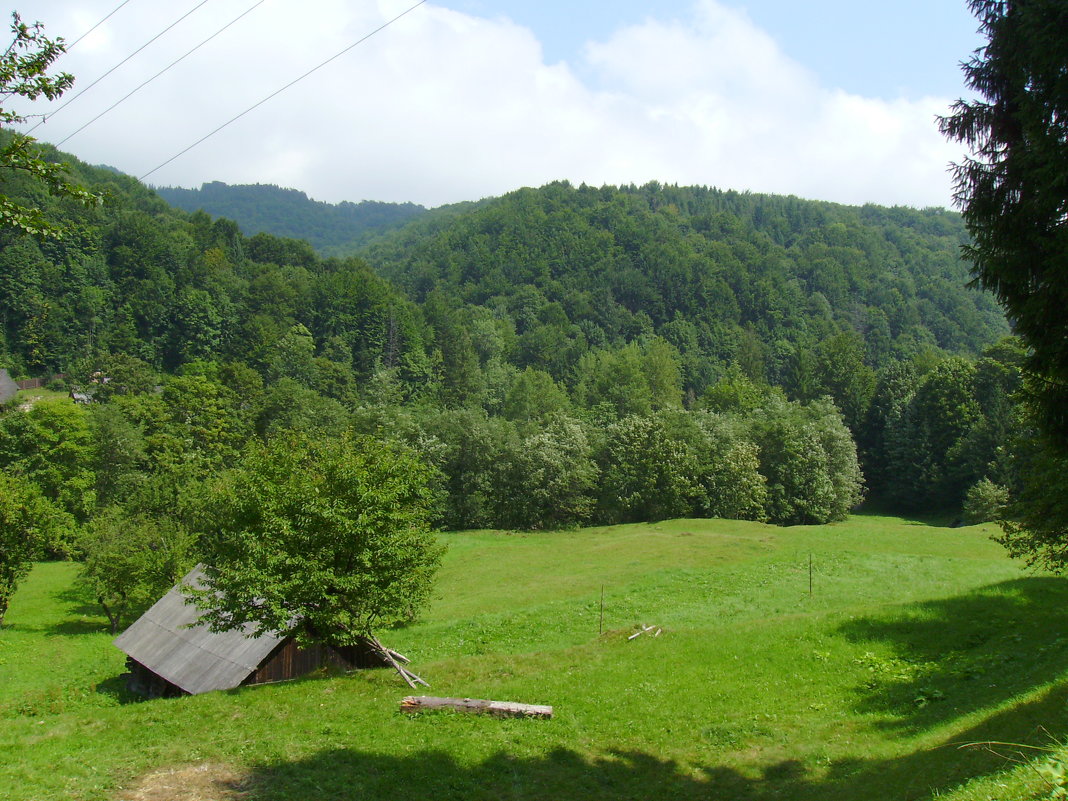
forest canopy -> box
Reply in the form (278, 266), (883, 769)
(0, 142), (1023, 630)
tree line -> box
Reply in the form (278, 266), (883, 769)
(0, 120), (1022, 638)
(3, 0), (1066, 662)
(154, 181), (426, 257)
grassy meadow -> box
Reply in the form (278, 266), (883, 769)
(3, 513), (1068, 800)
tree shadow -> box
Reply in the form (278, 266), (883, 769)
(851, 504), (960, 528)
(234, 687), (1068, 801)
(46, 583), (111, 635)
(94, 673), (144, 705)
(1, 583), (108, 636)
(54, 583), (101, 617)
(837, 576), (1068, 734)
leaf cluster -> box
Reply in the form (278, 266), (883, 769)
(0, 15), (99, 238)
(189, 433), (444, 646)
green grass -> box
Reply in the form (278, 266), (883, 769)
(3, 514), (1067, 800)
(12, 388), (72, 407)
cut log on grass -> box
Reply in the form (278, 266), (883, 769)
(400, 696), (553, 719)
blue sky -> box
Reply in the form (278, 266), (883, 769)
(444, 0), (983, 99)
(18, 0), (985, 208)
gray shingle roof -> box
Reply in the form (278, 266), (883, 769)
(114, 566), (286, 695)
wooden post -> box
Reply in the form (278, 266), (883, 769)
(808, 553), (813, 597)
(599, 584), (604, 635)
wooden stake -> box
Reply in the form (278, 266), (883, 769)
(599, 584), (604, 635)
(368, 635), (428, 688)
(808, 553), (813, 597)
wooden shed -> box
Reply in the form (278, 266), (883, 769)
(114, 566), (385, 697)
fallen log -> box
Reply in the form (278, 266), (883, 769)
(400, 695), (553, 719)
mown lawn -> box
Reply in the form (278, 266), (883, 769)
(2, 513), (1066, 800)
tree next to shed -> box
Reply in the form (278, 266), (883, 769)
(186, 433), (444, 649)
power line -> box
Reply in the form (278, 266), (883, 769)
(139, 0), (427, 182)
(57, 0), (267, 148)
(27, 0), (213, 135)
(66, 0), (136, 52)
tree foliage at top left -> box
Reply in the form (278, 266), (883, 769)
(0, 12), (98, 238)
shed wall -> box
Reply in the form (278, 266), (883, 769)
(248, 639), (386, 686)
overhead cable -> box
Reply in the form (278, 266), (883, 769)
(57, 0), (267, 147)
(66, 0), (136, 52)
(139, 0), (427, 181)
(27, 0), (213, 134)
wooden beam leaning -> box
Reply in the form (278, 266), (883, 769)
(367, 635), (428, 688)
(400, 695), (553, 719)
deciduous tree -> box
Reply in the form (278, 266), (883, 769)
(189, 434), (443, 646)
(0, 473), (70, 626)
(0, 13), (98, 236)
(75, 509), (193, 633)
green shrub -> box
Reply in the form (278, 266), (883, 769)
(963, 477), (1009, 524)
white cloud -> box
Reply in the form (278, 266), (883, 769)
(16, 0), (965, 208)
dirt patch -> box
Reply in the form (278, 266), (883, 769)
(118, 762), (250, 801)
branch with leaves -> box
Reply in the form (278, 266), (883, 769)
(0, 12), (99, 238)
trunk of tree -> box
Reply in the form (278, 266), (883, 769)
(0, 588), (10, 627)
(400, 695), (553, 719)
(99, 599), (120, 634)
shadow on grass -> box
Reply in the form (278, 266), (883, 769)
(236, 686), (1068, 801)
(54, 583), (107, 624)
(1, 581), (108, 635)
(94, 673), (144, 705)
(851, 503), (960, 528)
(838, 576), (1068, 734)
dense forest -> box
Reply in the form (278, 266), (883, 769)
(364, 182), (1006, 397)
(9, 5), (1068, 796)
(154, 181), (426, 256)
(0, 135), (1035, 626)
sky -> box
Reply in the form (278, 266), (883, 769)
(11, 0), (985, 209)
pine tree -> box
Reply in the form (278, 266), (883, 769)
(939, 0), (1068, 451)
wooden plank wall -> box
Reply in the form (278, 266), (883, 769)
(248, 639), (386, 685)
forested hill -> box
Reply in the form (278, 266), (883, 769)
(0, 144), (430, 382)
(359, 182), (1007, 401)
(0, 154), (1008, 412)
(154, 181), (426, 255)
(0, 145), (1024, 532)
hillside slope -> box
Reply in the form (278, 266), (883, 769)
(155, 181), (426, 255)
(2, 515), (1063, 801)
(359, 181), (1007, 394)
